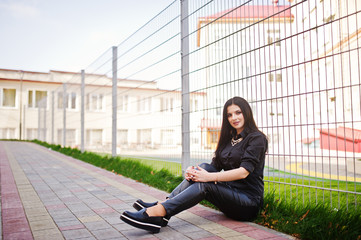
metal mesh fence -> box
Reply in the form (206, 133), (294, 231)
(25, 0), (361, 209)
(184, 0), (361, 209)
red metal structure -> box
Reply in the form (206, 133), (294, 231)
(319, 127), (361, 153)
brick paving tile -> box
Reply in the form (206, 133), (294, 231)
(55, 219), (83, 229)
(121, 229), (161, 240)
(198, 237), (224, 240)
(2, 207), (26, 220)
(4, 230), (33, 240)
(243, 229), (282, 240)
(83, 220), (112, 231)
(0, 141), (294, 240)
(32, 228), (63, 238)
(59, 224), (86, 231)
(182, 229), (215, 239)
(62, 228), (93, 239)
(75, 237), (97, 240)
(91, 228), (124, 239)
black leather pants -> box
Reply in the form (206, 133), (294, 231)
(161, 163), (260, 221)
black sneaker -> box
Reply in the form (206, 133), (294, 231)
(133, 199), (158, 211)
(120, 208), (162, 233)
(133, 199), (170, 227)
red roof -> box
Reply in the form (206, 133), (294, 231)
(320, 127), (361, 142)
(201, 5), (294, 20)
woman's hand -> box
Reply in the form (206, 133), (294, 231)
(189, 165), (212, 182)
(185, 166), (195, 181)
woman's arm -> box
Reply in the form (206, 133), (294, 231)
(189, 132), (267, 183)
(189, 165), (249, 182)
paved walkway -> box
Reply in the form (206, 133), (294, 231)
(0, 141), (293, 240)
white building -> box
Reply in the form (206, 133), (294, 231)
(290, 0), (361, 153)
(0, 68), (205, 153)
(195, 4), (294, 150)
(195, 1), (361, 155)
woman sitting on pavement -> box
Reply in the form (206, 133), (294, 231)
(120, 96), (268, 233)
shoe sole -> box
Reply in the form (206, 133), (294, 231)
(120, 212), (161, 233)
(133, 201), (169, 227)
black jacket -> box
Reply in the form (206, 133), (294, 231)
(211, 130), (268, 201)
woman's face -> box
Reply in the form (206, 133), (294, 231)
(227, 104), (244, 135)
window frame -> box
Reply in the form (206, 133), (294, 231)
(119, 95), (129, 112)
(160, 97), (174, 113)
(57, 91), (78, 110)
(86, 93), (105, 112)
(0, 88), (17, 108)
(28, 89), (48, 109)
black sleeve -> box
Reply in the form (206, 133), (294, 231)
(240, 133), (267, 173)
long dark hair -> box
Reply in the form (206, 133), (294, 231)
(214, 97), (260, 159)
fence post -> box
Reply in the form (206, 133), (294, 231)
(22, 105), (26, 140)
(51, 91), (54, 144)
(81, 70), (85, 153)
(37, 99), (41, 140)
(112, 46), (118, 157)
(63, 83), (67, 147)
(181, 0), (190, 174)
(43, 97), (46, 141)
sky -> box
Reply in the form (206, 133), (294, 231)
(0, 0), (290, 74)
(0, 0), (173, 73)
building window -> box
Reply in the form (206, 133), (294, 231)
(0, 128), (15, 139)
(26, 128), (37, 140)
(1, 88), (16, 108)
(267, 29), (281, 46)
(137, 96), (152, 112)
(190, 98), (199, 112)
(58, 92), (77, 110)
(119, 95), (128, 112)
(160, 97), (173, 112)
(216, 98), (222, 116)
(117, 129), (128, 145)
(161, 129), (174, 145)
(28, 90), (47, 108)
(57, 129), (76, 147)
(267, 36), (281, 46)
(310, 6), (317, 14)
(86, 129), (103, 145)
(137, 129), (152, 145)
(58, 92), (65, 109)
(210, 130), (219, 144)
(26, 128), (46, 141)
(324, 14), (335, 23)
(70, 92), (76, 109)
(269, 99), (283, 116)
(268, 73), (282, 82)
(26, 128), (35, 140)
(86, 93), (104, 111)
